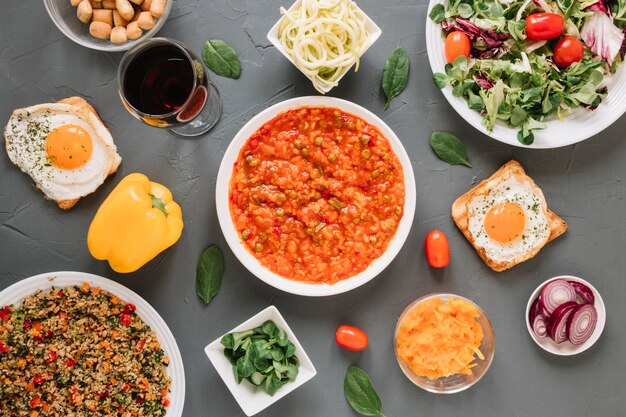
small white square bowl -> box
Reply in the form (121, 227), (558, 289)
(204, 306), (317, 416)
(266, 0), (382, 94)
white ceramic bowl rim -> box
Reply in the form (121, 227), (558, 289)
(216, 96), (416, 297)
(0, 271), (185, 417)
(43, 0), (173, 52)
(525, 275), (606, 356)
(425, 0), (626, 148)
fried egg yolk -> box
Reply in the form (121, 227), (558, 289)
(484, 202), (526, 243)
(46, 124), (93, 169)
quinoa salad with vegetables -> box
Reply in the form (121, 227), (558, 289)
(430, 0), (626, 145)
(0, 283), (171, 417)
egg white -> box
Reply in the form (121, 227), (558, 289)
(467, 175), (550, 263)
(5, 103), (121, 202)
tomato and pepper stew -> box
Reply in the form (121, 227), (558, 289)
(229, 107), (406, 284)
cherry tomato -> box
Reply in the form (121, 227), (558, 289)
(46, 351), (57, 363)
(525, 13), (564, 40)
(335, 325), (368, 351)
(0, 306), (10, 319)
(0, 341), (9, 353)
(445, 31), (471, 64)
(553, 36), (584, 68)
(120, 313), (132, 326)
(425, 229), (450, 268)
(29, 396), (40, 408)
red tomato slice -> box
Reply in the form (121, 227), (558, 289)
(425, 229), (450, 268)
(335, 325), (368, 351)
(525, 13), (564, 40)
(445, 31), (471, 64)
(553, 36), (585, 68)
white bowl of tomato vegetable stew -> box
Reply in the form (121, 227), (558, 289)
(216, 96), (416, 296)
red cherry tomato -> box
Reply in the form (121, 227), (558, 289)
(525, 13), (564, 40)
(553, 36), (585, 68)
(445, 31), (471, 64)
(0, 341), (9, 353)
(335, 325), (368, 351)
(120, 313), (132, 326)
(425, 229), (450, 268)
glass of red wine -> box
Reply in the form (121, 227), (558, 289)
(117, 37), (221, 137)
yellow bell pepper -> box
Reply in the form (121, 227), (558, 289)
(87, 173), (184, 273)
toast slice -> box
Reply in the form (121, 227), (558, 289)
(5, 97), (121, 210)
(451, 160), (567, 272)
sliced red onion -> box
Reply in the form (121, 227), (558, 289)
(567, 304), (598, 345)
(529, 297), (541, 324)
(548, 301), (579, 343)
(532, 315), (548, 339)
(568, 281), (595, 305)
(541, 280), (577, 316)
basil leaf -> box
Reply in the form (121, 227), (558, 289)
(429, 131), (472, 168)
(202, 39), (241, 79)
(382, 47), (410, 110)
(344, 366), (386, 417)
(429, 4), (445, 23)
(196, 244), (224, 304)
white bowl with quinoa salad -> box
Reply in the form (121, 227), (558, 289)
(0, 271), (184, 417)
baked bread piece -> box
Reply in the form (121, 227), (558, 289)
(451, 160), (567, 272)
(4, 97), (121, 210)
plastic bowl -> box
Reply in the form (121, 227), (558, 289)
(215, 96), (416, 297)
(525, 275), (606, 356)
(394, 293), (495, 394)
(44, 0), (172, 52)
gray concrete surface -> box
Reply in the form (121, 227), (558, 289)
(2, 1), (625, 416)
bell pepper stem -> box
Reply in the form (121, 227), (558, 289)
(150, 194), (169, 217)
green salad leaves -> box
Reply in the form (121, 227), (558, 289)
(430, 0), (619, 145)
(221, 321), (299, 396)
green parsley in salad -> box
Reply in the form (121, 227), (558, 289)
(430, 0), (626, 145)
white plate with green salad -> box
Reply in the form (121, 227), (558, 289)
(426, 0), (626, 148)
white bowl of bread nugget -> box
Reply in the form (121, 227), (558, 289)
(452, 161), (567, 272)
(44, 0), (172, 51)
(4, 97), (121, 210)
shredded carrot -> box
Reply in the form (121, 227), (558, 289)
(81, 283), (90, 293)
(396, 297), (484, 380)
(111, 330), (120, 338)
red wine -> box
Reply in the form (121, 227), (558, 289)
(123, 44), (194, 116)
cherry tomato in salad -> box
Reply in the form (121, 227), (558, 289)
(525, 13), (564, 40)
(425, 229), (450, 268)
(553, 36), (585, 68)
(335, 325), (368, 351)
(445, 31), (471, 64)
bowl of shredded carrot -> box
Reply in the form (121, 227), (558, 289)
(394, 293), (495, 394)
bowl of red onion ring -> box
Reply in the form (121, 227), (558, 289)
(526, 275), (606, 356)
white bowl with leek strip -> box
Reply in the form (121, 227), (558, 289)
(267, 0), (382, 94)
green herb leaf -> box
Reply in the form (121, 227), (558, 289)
(202, 39), (241, 79)
(429, 4), (445, 23)
(433, 72), (448, 89)
(344, 366), (387, 417)
(429, 131), (472, 168)
(382, 47), (410, 110)
(196, 244), (224, 304)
